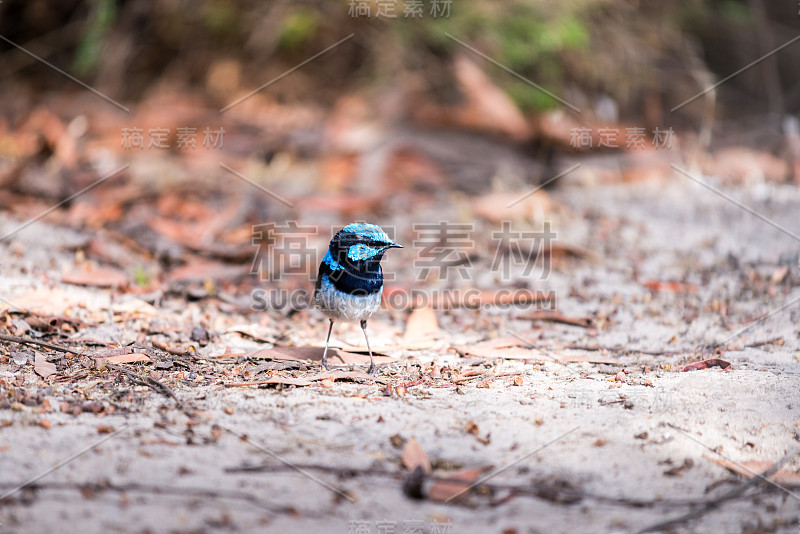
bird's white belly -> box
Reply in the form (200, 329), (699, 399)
(314, 277), (382, 322)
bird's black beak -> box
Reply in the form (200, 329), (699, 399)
(387, 242), (403, 249)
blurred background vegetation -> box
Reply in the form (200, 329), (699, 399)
(2, 0), (799, 129)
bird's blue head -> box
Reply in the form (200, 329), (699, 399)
(318, 223), (402, 295)
(328, 223), (403, 269)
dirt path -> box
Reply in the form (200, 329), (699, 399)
(1, 181), (799, 534)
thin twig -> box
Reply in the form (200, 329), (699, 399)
(562, 336), (783, 358)
(562, 344), (702, 357)
(226, 462), (387, 478)
(0, 333), (85, 355)
(226, 461), (775, 509)
(638, 445), (800, 533)
(450, 371), (521, 384)
(0, 481), (294, 514)
(223, 379), (299, 388)
(106, 363), (181, 406)
(741, 337), (784, 349)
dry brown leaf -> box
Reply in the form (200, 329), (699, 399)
(402, 437), (432, 474)
(706, 455), (800, 486)
(34, 353), (57, 378)
(97, 353), (151, 364)
(642, 280), (698, 293)
(147, 217), (205, 249)
(680, 358), (731, 372)
(14, 288), (83, 316)
(403, 306), (440, 343)
(428, 466), (493, 502)
(450, 55), (531, 141)
(62, 265), (129, 288)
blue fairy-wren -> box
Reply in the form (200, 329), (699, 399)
(314, 223), (402, 374)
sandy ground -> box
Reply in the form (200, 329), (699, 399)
(1, 179), (800, 534)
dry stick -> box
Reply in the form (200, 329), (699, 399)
(227, 463), (385, 477)
(562, 344), (701, 357)
(106, 363), (181, 406)
(145, 341), (195, 369)
(224, 379), (309, 388)
(0, 333), (84, 356)
(637, 445), (800, 534)
(151, 340), (186, 356)
(451, 371), (521, 384)
(150, 341), (221, 364)
(0, 481), (293, 514)
(561, 337), (783, 357)
(226, 462), (771, 509)
(741, 337), (784, 349)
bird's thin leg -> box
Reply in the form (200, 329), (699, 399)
(321, 319), (334, 370)
(361, 319), (375, 375)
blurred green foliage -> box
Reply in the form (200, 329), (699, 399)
(73, 0), (116, 75)
(202, 1), (241, 41)
(40, 0), (775, 117)
(132, 265), (151, 287)
(279, 6), (322, 52)
(414, 1), (592, 111)
(718, 0), (750, 24)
